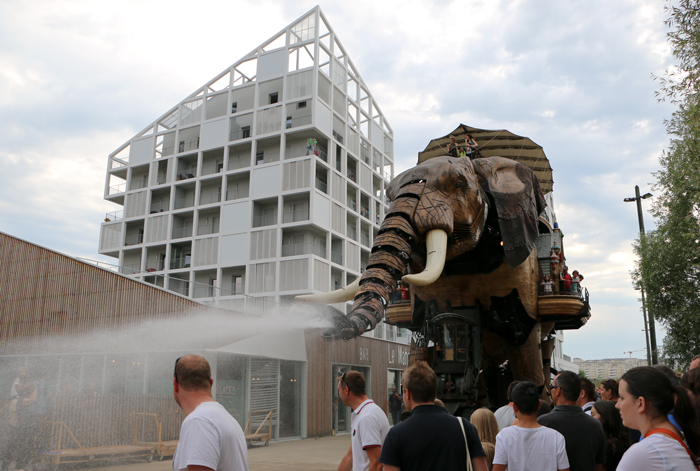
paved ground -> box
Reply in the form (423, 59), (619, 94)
(82, 435), (351, 471)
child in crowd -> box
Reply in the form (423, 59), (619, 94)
(541, 275), (554, 295)
(493, 381), (569, 471)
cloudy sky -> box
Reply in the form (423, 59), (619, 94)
(0, 0), (676, 361)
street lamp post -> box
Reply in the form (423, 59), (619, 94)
(624, 185), (658, 365)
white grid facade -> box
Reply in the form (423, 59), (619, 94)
(98, 7), (408, 342)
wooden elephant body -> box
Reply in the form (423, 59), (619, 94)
(300, 155), (563, 412)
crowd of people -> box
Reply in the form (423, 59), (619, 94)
(542, 265), (585, 296)
(338, 359), (700, 471)
(7, 353), (699, 471)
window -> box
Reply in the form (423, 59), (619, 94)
(242, 126), (250, 139)
(297, 101), (307, 109)
(232, 275), (243, 295)
(231, 102), (238, 114)
(286, 116), (293, 129)
(256, 151), (264, 165)
(269, 92), (279, 104)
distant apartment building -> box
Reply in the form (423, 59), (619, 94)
(97, 7), (408, 343)
(573, 358), (646, 379)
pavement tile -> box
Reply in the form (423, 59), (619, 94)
(81, 435), (351, 471)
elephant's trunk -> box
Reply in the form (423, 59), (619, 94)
(343, 204), (419, 337)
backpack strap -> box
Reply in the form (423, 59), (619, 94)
(457, 417), (473, 471)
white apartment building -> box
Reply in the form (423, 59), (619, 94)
(98, 7), (408, 342)
(574, 358), (647, 380)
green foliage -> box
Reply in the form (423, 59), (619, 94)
(632, 0), (700, 370)
(578, 369), (587, 378)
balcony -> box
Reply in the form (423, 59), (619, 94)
(130, 179), (148, 191)
(230, 128), (251, 141)
(332, 130), (344, 144)
(109, 184), (126, 195)
(331, 251), (342, 264)
(360, 207), (370, 219)
(200, 192), (221, 205)
(156, 175), (167, 185)
(124, 234), (143, 246)
(282, 209), (309, 223)
(174, 196), (195, 210)
(226, 188), (249, 201)
(178, 138), (199, 153)
(348, 170), (357, 183)
(176, 168), (197, 180)
(172, 227), (193, 239)
(120, 264), (141, 275)
(170, 256), (191, 270)
(285, 114), (312, 129)
(104, 211), (123, 222)
(170, 285), (189, 296)
(361, 234), (370, 247)
(348, 229), (357, 241)
(315, 178), (327, 193)
(193, 285), (216, 298)
(281, 242), (326, 258)
(145, 260), (165, 271)
(253, 214), (277, 227)
(150, 201), (169, 213)
(198, 222), (219, 236)
(202, 162), (224, 176)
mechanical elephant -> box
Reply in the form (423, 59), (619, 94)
(300, 155), (553, 408)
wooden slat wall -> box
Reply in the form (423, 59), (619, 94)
(0, 394), (182, 451)
(304, 329), (411, 437)
(0, 232), (205, 355)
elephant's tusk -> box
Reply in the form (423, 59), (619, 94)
(402, 229), (448, 287)
(296, 277), (361, 304)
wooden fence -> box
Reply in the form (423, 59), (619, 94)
(0, 393), (183, 452)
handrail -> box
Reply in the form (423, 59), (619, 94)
(104, 210), (123, 222)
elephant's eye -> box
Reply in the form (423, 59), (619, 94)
(456, 179), (468, 190)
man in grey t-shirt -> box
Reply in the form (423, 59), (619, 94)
(494, 381), (519, 430)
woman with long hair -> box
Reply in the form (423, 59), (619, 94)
(616, 366), (700, 470)
(470, 407), (499, 470)
(591, 400), (630, 470)
(470, 407), (499, 445)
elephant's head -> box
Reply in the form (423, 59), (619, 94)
(299, 156), (546, 340)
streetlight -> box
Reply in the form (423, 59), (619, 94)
(624, 185), (658, 365)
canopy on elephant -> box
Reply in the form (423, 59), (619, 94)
(417, 124), (554, 194)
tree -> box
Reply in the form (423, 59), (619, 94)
(632, 0), (700, 370)
(579, 369), (587, 378)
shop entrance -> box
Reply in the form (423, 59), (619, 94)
(387, 369), (403, 425)
(332, 364), (370, 435)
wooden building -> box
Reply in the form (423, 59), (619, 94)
(0, 231), (408, 454)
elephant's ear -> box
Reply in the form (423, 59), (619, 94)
(472, 157), (547, 268)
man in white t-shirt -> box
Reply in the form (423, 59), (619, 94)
(336, 370), (390, 471)
(172, 354), (248, 471)
(493, 381), (569, 471)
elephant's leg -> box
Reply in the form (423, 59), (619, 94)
(505, 322), (546, 398)
(478, 329), (508, 407)
(540, 322), (556, 403)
